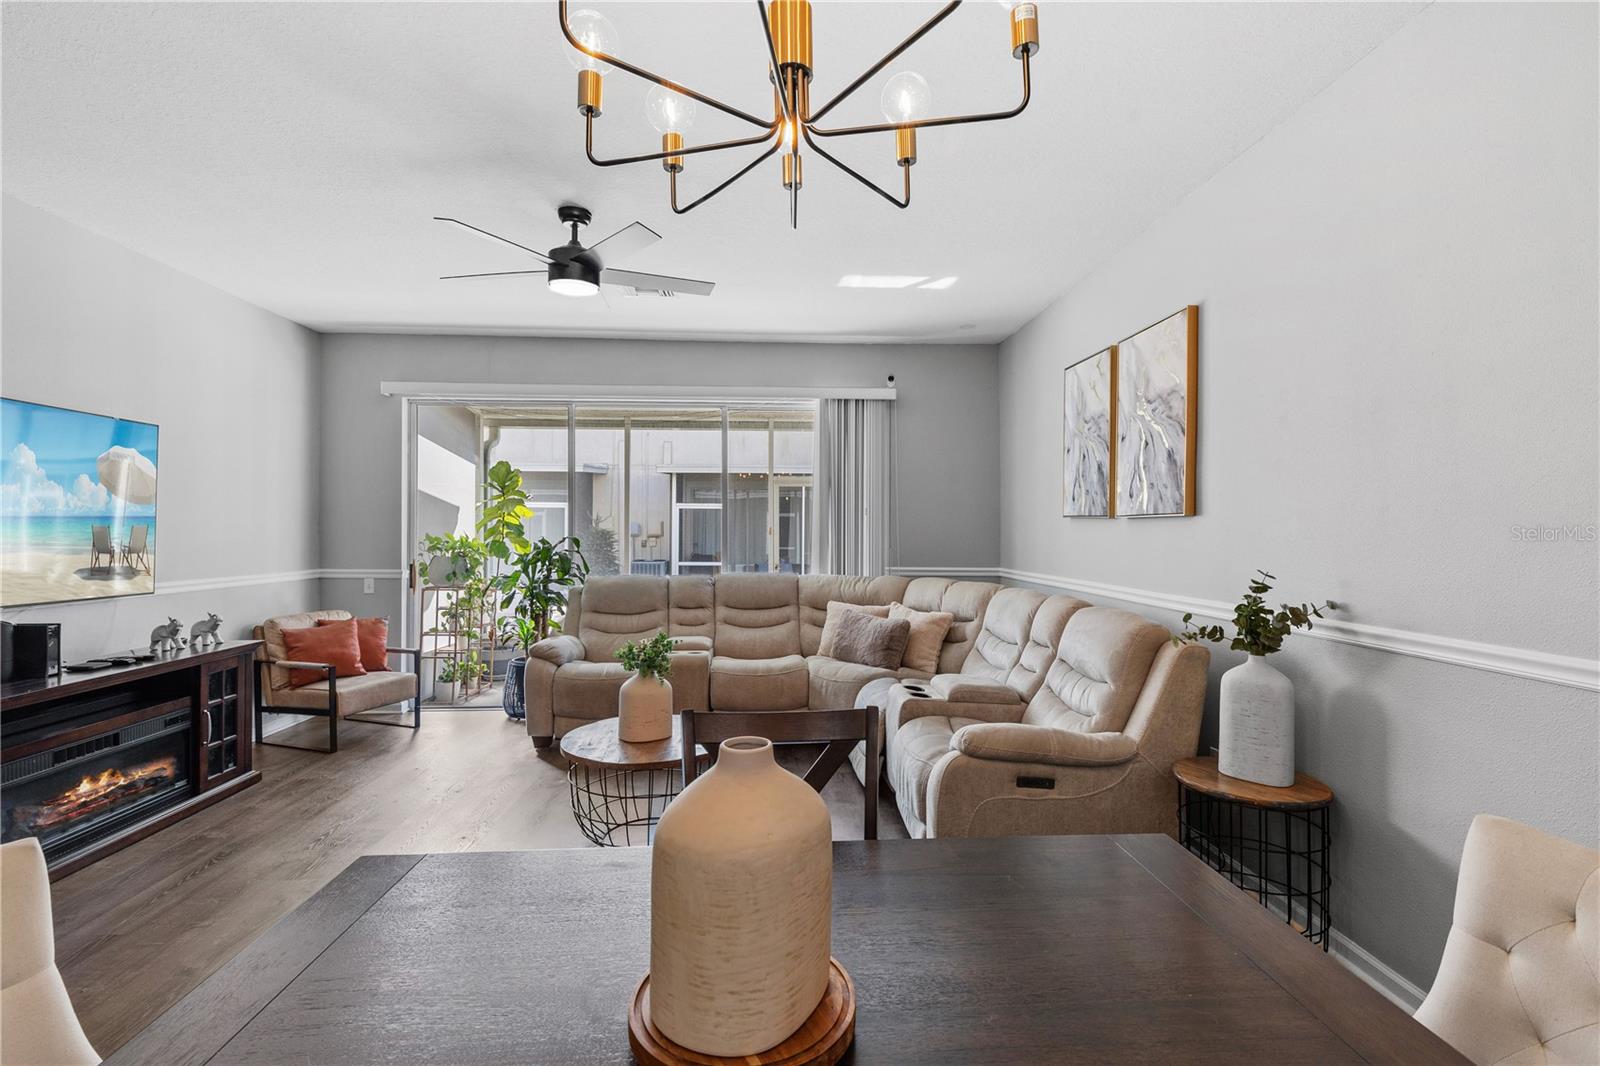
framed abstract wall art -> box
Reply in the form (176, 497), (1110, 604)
(1062, 346), (1117, 517)
(1115, 305), (1198, 517)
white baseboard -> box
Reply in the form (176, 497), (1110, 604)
(1330, 928), (1427, 1013)
(1184, 836), (1427, 1012)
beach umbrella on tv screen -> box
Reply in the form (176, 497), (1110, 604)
(96, 446), (157, 505)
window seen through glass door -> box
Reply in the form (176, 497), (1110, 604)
(478, 403), (814, 576)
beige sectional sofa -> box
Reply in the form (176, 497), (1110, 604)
(523, 573), (1208, 845)
(523, 573), (997, 746)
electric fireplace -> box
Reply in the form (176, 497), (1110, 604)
(1, 640), (258, 877)
(2, 704), (192, 864)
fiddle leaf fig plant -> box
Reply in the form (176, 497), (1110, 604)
(617, 631), (674, 683)
(1177, 570), (1336, 657)
(474, 460), (589, 652)
(479, 460), (533, 561)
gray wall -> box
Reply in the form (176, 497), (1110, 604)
(316, 333), (1000, 620)
(997, 3), (1598, 997)
(1, 195), (322, 660)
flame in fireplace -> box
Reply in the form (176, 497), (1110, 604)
(67, 760), (176, 803)
(8, 755), (181, 835)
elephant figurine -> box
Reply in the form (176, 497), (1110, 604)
(149, 617), (186, 653)
(189, 613), (223, 648)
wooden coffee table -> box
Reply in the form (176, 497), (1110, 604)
(559, 717), (707, 846)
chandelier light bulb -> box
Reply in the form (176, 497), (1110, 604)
(645, 85), (697, 135)
(565, 9), (618, 73)
(880, 71), (932, 125)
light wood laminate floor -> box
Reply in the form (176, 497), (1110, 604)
(52, 709), (904, 1057)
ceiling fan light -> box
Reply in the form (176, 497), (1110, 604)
(549, 276), (600, 297)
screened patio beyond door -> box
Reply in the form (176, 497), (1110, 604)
(481, 403), (816, 577)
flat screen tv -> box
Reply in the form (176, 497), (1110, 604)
(1, 397), (160, 608)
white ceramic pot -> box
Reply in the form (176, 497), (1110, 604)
(649, 737), (832, 1057)
(1217, 654), (1296, 787)
(618, 672), (672, 742)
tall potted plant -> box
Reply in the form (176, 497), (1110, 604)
(1177, 571), (1334, 787)
(477, 460), (590, 721)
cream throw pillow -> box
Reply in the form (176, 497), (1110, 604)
(890, 603), (955, 675)
(818, 601), (892, 658)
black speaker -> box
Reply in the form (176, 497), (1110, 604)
(3, 622), (61, 681)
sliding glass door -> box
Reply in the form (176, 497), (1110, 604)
(482, 402), (815, 576)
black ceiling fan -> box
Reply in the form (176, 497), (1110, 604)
(433, 205), (714, 298)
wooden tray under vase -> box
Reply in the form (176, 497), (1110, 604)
(628, 957), (855, 1066)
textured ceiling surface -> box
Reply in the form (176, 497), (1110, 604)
(1, 2), (1421, 342)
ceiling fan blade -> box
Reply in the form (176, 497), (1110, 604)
(600, 267), (715, 297)
(439, 270), (548, 280)
(433, 217), (551, 263)
(587, 221), (661, 263)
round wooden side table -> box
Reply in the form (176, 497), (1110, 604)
(560, 718), (707, 847)
(1173, 755), (1335, 948)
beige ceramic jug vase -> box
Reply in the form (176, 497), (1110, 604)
(617, 671), (672, 742)
(648, 736), (832, 1056)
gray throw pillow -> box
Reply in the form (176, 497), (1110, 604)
(830, 611), (912, 671)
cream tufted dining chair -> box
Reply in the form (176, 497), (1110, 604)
(1, 837), (100, 1066)
(1416, 815), (1599, 1065)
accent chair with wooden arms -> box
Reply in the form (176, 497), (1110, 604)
(883, 605), (1209, 839)
(1415, 814), (1598, 1065)
(252, 610), (421, 754)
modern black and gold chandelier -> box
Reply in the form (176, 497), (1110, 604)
(561, 1), (1039, 228)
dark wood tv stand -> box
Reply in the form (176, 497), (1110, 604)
(1, 640), (261, 880)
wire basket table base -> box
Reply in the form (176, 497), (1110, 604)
(1174, 756), (1335, 950)
(567, 763), (685, 847)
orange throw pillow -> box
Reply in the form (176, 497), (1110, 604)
(283, 620), (367, 687)
(319, 617), (390, 673)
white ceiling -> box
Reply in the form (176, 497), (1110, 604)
(1, 2), (1421, 344)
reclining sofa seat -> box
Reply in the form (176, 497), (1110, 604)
(525, 575), (715, 745)
(884, 605), (1209, 839)
(851, 588), (1088, 784)
(524, 573), (999, 746)
(801, 575), (996, 708)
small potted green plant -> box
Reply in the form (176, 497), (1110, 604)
(616, 631), (675, 743)
(1176, 571), (1334, 787)
(416, 533), (485, 588)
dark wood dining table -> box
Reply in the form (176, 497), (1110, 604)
(106, 834), (1468, 1065)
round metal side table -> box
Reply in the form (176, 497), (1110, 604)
(1174, 755), (1335, 949)
(559, 718), (707, 847)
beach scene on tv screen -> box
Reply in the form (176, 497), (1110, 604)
(1, 398), (159, 607)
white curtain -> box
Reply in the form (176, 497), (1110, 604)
(814, 398), (895, 576)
